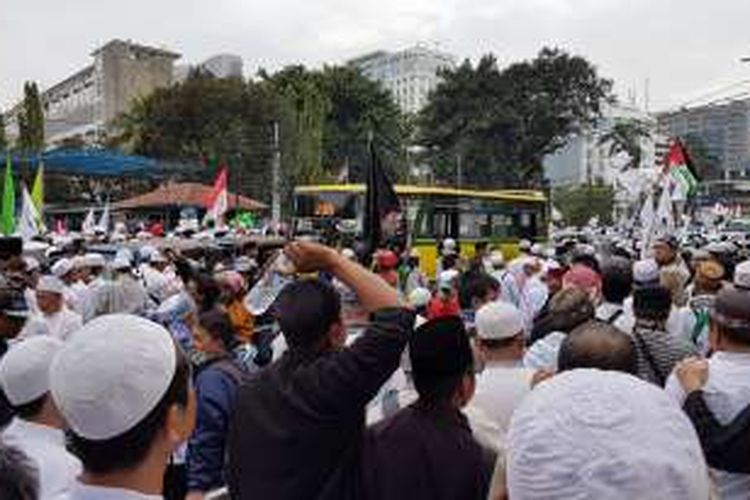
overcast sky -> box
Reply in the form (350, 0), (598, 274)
(2, 0), (749, 112)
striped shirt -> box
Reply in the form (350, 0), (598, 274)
(631, 320), (697, 386)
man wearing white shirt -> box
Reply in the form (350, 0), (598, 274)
(468, 300), (534, 451)
(51, 258), (83, 315)
(20, 276), (83, 342)
(0, 336), (82, 499)
(665, 278), (750, 500)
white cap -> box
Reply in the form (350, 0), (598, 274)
(439, 269), (459, 290)
(50, 314), (178, 440)
(0, 337), (64, 405)
(443, 238), (457, 249)
(476, 301), (524, 340)
(544, 248), (556, 259)
(84, 253), (106, 268)
(115, 248), (134, 265)
(530, 243), (543, 256)
(37, 275), (65, 295)
(111, 257), (131, 271)
(507, 369), (709, 500)
(633, 259), (659, 284)
(409, 248), (421, 259)
(341, 248), (356, 261)
(519, 239), (532, 251)
(408, 287), (432, 308)
(150, 251), (167, 264)
(72, 256), (87, 270)
(23, 256), (40, 272)
(734, 260), (750, 289)
(51, 258), (74, 278)
(489, 250), (505, 267)
(139, 245), (157, 261)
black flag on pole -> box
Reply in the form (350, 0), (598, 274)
(362, 142), (400, 261)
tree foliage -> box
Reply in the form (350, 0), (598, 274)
(17, 82), (45, 153)
(419, 48), (614, 187)
(597, 118), (651, 171)
(112, 66), (407, 204)
(554, 184), (614, 227)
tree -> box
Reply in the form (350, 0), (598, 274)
(681, 133), (721, 181)
(17, 82), (45, 153)
(553, 183), (614, 227)
(419, 48), (613, 187)
(597, 118), (651, 171)
(0, 113), (6, 151)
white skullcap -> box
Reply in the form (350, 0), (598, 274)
(507, 369), (709, 500)
(633, 259), (659, 284)
(544, 248), (556, 259)
(150, 251), (167, 264)
(408, 287), (432, 308)
(489, 250), (505, 266)
(341, 248), (356, 261)
(37, 275), (65, 295)
(115, 248), (134, 264)
(409, 248), (421, 258)
(476, 301), (524, 340)
(72, 256), (87, 270)
(734, 260), (750, 290)
(111, 256), (131, 271)
(50, 314), (177, 440)
(519, 239), (532, 251)
(530, 243), (543, 256)
(439, 269), (460, 290)
(0, 337), (64, 405)
(51, 258), (74, 278)
(140, 245), (157, 260)
(23, 256), (40, 272)
(443, 238), (457, 249)
(84, 253), (106, 268)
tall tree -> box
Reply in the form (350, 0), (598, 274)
(0, 113), (6, 151)
(597, 118), (652, 171)
(17, 82), (45, 153)
(419, 48), (614, 187)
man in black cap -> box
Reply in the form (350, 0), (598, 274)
(362, 316), (495, 500)
(665, 280), (750, 498)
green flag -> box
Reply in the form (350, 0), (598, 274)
(32, 162), (43, 215)
(2, 155), (15, 235)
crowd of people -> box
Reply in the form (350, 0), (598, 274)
(0, 229), (749, 499)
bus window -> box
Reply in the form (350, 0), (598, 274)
(460, 213), (491, 238)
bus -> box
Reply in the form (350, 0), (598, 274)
(293, 184), (549, 277)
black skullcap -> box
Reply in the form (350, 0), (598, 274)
(410, 316), (473, 397)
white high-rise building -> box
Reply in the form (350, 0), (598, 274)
(349, 45), (456, 114)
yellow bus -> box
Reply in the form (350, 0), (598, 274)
(292, 184), (549, 277)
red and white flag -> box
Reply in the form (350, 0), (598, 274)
(205, 167), (228, 222)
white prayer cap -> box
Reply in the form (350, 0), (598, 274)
(519, 239), (532, 251)
(72, 256), (87, 270)
(632, 259), (659, 285)
(476, 301), (524, 340)
(36, 275), (65, 295)
(341, 248), (356, 261)
(408, 287), (432, 308)
(51, 258), (74, 278)
(50, 314), (178, 440)
(84, 253), (106, 268)
(150, 251), (168, 264)
(115, 248), (134, 264)
(409, 248), (421, 259)
(734, 260), (750, 290)
(139, 245), (157, 261)
(111, 256), (131, 271)
(443, 238), (457, 249)
(544, 247), (556, 259)
(530, 243), (543, 256)
(23, 256), (40, 272)
(489, 250), (505, 267)
(507, 369), (709, 500)
(438, 269), (460, 290)
(0, 337), (64, 405)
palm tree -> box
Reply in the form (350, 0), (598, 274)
(597, 118), (651, 171)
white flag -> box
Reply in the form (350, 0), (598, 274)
(17, 185), (39, 241)
(656, 184), (674, 236)
(82, 208), (96, 235)
(96, 200), (110, 233)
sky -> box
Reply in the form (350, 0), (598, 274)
(2, 0), (750, 112)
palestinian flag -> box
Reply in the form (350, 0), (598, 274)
(664, 139), (699, 200)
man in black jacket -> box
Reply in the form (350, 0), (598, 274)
(362, 317), (496, 500)
(227, 242), (413, 500)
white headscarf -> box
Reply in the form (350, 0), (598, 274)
(507, 369), (709, 500)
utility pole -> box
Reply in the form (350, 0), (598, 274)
(271, 121), (281, 235)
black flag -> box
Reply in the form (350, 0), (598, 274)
(362, 143), (400, 261)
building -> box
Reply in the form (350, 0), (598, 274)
(4, 39), (180, 147)
(543, 103), (659, 187)
(349, 44), (456, 114)
(657, 98), (750, 180)
(173, 53), (244, 83)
